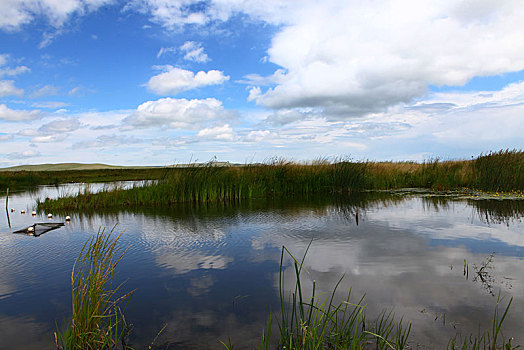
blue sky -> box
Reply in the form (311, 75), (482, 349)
(1, 0), (524, 166)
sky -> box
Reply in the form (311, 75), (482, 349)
(0, 0), (524, 166)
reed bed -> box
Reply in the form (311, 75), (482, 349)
(36, 150), (524, 211)
(474, 149), (524, 192)
(55, 228), (133, 350)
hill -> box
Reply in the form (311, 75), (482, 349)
(0, 163), (150, 172)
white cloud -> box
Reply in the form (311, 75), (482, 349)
(38, 117), (81, 134)
(243, 130), (275, 142)
(0, 134), (12, 142)
(127, 0), (294, 29)
(0, 104), (40, 121)
(157, 46), (177, 58)
(0, 80), (24, 97)
(0, 65), (30, 78)
(180, 41), (209, 63)
(72, 134), (143, 149)
(31, 134), (68, 143)
(132, 0), (524, 119)
(31, 85), (59, 98)
(0, 0), (114, 31)
(146, 66), (229, 95)
(30, 101), (68, 109)
(123, 97), (235, 129)
(249, 0), (524, 116)
(8, 149), (40, 159)
(0, 54), (8, 66)
(196, 124), (236, 141)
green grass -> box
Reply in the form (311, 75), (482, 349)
(54, 228), (134, 350)
(36, 150), (524, 212)
(256, 243), (412, 349)
(0, 167), (176, 192)
(222, 243), (519, 349)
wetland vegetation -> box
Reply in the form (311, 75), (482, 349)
(34, 149), (524, 212)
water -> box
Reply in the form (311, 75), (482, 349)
(0, 184), (523, 349)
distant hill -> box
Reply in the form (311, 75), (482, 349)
(0, 163), (156, 172)
(0, 161), (242, 172)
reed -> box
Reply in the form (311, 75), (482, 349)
(36, 150), (524, 212)
(447, 293), (517, 350)
(474, 149), (524, 192)
(54, 228), (133, 350)
(255, 243), (412, 349)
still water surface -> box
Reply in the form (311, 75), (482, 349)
(0, 183), (523, 349)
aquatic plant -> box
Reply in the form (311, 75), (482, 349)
(54, 228), (133, 350)
(447, 293), (517, 350)
(256, 243), (412, 349)
(35, 149), (524, 212)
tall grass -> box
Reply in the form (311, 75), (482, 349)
(256, 243), (412, 349)
(474, 149), (524, 192)
(55, 228), (133, 350)
(447, 294), (518, 350)
(36, 150), (524, 212)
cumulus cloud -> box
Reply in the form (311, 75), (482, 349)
(0, 80), (23, 97)
(179, 41), (209, 63)
(196, 124), (236, 141)
(123, 97), (235, 129)
(146, 66), (229, 95)
(0, 0), (114, 31)
(0, 104), (40, 121)
(132, 0), (524, 119)
(249, 0), (524, 116)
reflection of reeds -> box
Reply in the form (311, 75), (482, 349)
(55, 228), (133, 350)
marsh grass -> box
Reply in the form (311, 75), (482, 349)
(55, 228), (134, 350)
(474, 150), (524, 192)
(254, 243), (412, 350)
(36, 150), (524, 212)
(447, 294), (518, 350)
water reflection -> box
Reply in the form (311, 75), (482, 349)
(0, 185), (523, 348)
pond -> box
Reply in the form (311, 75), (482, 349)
(0, 183), (523, 349)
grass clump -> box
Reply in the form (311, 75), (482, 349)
(447, 294), (518, 350)
(255, 243), (412, 350)
(55, 228), (133, 350)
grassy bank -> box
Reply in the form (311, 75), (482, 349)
(36, 150), (524, 211)
(0, 167), (172, 192)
